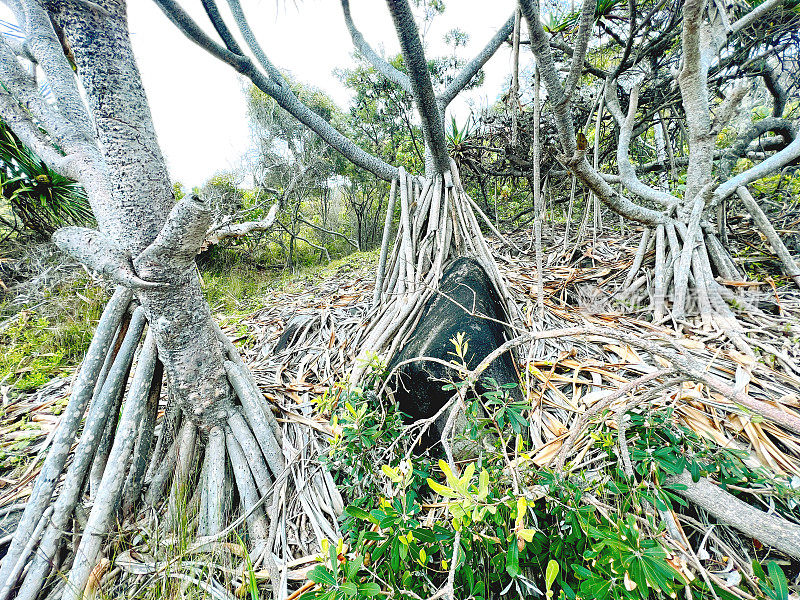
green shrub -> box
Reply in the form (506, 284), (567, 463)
(313, 365), (791, 600)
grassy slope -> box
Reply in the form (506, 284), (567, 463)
(0, 247), (379, 392)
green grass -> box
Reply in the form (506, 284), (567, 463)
(0, 276), (107, 391)
(201, 246), (380, 322)
(0, 245), (380, 392)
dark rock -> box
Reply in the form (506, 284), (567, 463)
(387, 257), (521, 445)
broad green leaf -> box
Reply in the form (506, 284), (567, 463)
(381, 464), (401, 483)
(340, 582), (357, 597)
(580, 577), (611, 600)
(344, 506), (371, 521)
(359, 583), (382, 597)
(546, 560), (560, 590)
(427, 478), (458, 498)
(477, 469), (489, 500)
(506, 541), (520, 577)
(345, 555), (363, 579)
(767, 561), (789, 600)
(329, 542), (339, 579)
(515, 496), (527, 529)
(459, 463), (475, 489)
(411, 528), (437, 543)
(308, 566), (336, 586)
(517, 529), (536, 543)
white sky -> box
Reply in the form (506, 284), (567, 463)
(128, 0), (519, 188)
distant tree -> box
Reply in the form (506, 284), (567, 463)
(519, 0), (800, 337)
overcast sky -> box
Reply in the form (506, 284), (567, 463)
(128, 0), (519, 188)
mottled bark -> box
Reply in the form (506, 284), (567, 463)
(666, 470), (800, 560)
(49, 0), (233, 423)
(677, 0), (715, 206)
(385, 0), (450, 173)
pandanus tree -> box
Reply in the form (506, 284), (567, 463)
(151, 0), (520, 375)
(0, 2), (339, 600)
(517, 0), (800, 350)
(0, 0), (516, 599)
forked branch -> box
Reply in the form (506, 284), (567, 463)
(341, 0), (412, 94)
(152, 0), (398, 181)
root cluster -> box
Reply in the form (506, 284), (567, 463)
(0, 287), (343, 600)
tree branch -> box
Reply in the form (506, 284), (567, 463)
(678, 0), (714, 203)
(135, 194), (213, 272)
(518, 0), (665, 226)
(546, 39), (609, 79)
(204, 202), (279, 246)
(562, 0), (596, 103)
(736, 186), (800, 289)
(19, 0), (94, 139)
(152, 0), (248, 69)
(152, 0), (398, 181)
(717, 117), (796, 181)
(438, 12), (515, 107)
(714, 133), (800, 202)
(604, 80), (680, 207)
(760, 61), (787, 117)
(665, 470), (800, 560)
(0, 89), (71, 177)
(729, 0), (784, 35)
(200, 0), (244, 56)
(710, 82), (748, 136)
(0, 33), (87, 156)
(226, 0), (285, 85)
(385, 0), (450, 173)
(340, 0), (412, 94)
(53, 227), (162, 289)
(297, 216), (360, 250)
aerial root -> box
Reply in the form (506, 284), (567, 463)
(198, 427), (226, 537)
(617, 213), (764, 356)
(355, 162), (521, 382)
(0, 286), (132, 600)
(61, 328), (157, 600)
(0, 287), (344, 600)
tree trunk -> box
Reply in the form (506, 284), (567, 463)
(0, 4), (282, 600)
(50, 0), (233, 422)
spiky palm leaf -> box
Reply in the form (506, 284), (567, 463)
(543, 0), (626, 33)
(0, 121), (93, 235)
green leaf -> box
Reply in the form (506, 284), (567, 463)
(344, 507), (371, 521)
(459, 462), (475, 489)
(439, 460), (463, 492)
(767, 561), (789, 600)
(359, 583), (382, 597)
(580, 577), (611, 600)
(329, 542), (339, 579)
(546, 560), (560, 591)
(690, 461), (700, 483)
(345, 555), (363, 579)
(572, 564), (593, 580)
(381, 464), (402, 483)
(477, 469), (489, 500)
(411, 528), (437, 544)
(506, 541), (520, 577)
(308, 566), (336, 586)
(427, 478), (458, 498)
(340, 582), (357, 597)
(752, 560), (766, 582)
